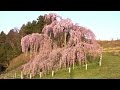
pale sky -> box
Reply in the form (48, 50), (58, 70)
(0, 11), (120, 40)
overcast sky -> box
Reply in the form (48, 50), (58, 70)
(0, 11), (120, 40)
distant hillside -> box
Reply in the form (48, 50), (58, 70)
(6, 53), (30, 72)
(98, 40), (120, 48)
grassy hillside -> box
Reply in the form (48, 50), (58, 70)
(0, 40), (120, 79)
(98, 40), (120, 48)
(0, 53), (31, 79)
(34, 52), (120, 79)
(0, 52), (120, 79)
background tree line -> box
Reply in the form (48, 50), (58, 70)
(0, 15), (51, 68)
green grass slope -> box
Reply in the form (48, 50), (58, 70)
(0, 40), (120, 79)
(0, 52), (120, 79)
(34, 52), (120, 79)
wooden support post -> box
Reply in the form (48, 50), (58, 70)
(21, 72), (23, 79)
(68, 67), (71, 73)
(85, 52), (87, 70)
(39, 72), (42, 78)
(30, 73), (32, 79)
(85, 64), (88, 70)
(52, 70), (54, 77)
(14, 73), (17, 78)
(99, 54), (102, 66)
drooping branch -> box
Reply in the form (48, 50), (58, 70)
(21, 13), (102, 77)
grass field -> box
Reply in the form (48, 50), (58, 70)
(35, 52), (120, 79)
(0, 52), (120, 79)
(1, 40), (120, 79)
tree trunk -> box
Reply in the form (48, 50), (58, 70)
(30, 45), (32, 59)
(59, 59), (62, 69)
(79, 58), (81, 66)
(73, 59), (75, 70)
(64, 32), (67, 47)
